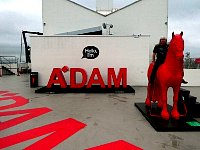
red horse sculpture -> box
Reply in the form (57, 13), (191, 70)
(145, 32), (184, 120)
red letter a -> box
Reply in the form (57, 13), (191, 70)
(47, 68), (67, 88)
(87, 68), (105, 88)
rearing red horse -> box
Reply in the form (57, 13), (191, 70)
(145, 32), (184, 120)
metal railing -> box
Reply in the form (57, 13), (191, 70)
(0, 56), (18, 64)
(184, 58), (200, 69)
(0, 56), (18, 76)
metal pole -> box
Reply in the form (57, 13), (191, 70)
(20, 32), (23, 63)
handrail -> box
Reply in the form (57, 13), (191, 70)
(0, 56), (18, 64)
(0, 57), (11, 69)
(184, 57), (200, 69)
(0, 56), (18, 70)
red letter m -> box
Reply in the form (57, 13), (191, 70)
(108, 68), (127, 88)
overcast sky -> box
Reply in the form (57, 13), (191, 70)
(0, 0), (199, 59)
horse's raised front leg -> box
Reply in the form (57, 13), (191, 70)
(171, 86), (180, 120)
(160, 85), (169, 120)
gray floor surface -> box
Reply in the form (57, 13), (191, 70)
(0, 74), (200, 150)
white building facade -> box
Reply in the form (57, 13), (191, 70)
(31, 35), (150, 86)
(42, 0), (168, 53)
(30, 0), (200, 86)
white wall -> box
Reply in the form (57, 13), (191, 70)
(42, 0), (104, 35)
(42, 0), (168, 53)
(182, 69), (200, 86)
(96, 0), (113, 11)
(34, 0), (199, 86)
(31, 35), (149, 86)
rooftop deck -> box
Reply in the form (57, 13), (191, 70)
(0, 75), (200, 149)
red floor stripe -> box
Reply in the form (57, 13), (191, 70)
(0, 118), (86, 150)
(86, 140), (143, 150)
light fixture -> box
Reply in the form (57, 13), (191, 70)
(102, 23), (114, 35)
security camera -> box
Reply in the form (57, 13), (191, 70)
(102, 23), (107, 29)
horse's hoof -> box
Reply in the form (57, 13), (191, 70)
(145, 98), (151, 107)
(161, 111), (170, 120)
(171, 110), (180, 120)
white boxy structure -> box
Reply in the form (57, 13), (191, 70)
(42, 0), (168, 52)
(183, 69), (200, 86)
(31, 35), (149, 86)
(30, 0), (199, 86)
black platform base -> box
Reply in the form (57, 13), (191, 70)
(135, 102), (200, 131)
(35, 85), (135, 94)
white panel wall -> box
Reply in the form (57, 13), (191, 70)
(96, 0), (113, 11)
(42, 0), (104, 35)
(105, 0), (168, 55)
(31, 35), (149, 86)
(182, 69), (200, 86)
(42, 0), (168, 53)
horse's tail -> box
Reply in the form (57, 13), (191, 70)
(146, 62), (155, 106)
(147, 62), (154, 81)
(146, 62), (162, 104)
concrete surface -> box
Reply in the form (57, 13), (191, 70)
(0, 74), (200, 150)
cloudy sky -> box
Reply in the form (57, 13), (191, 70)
(0, 0), (199, 60)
